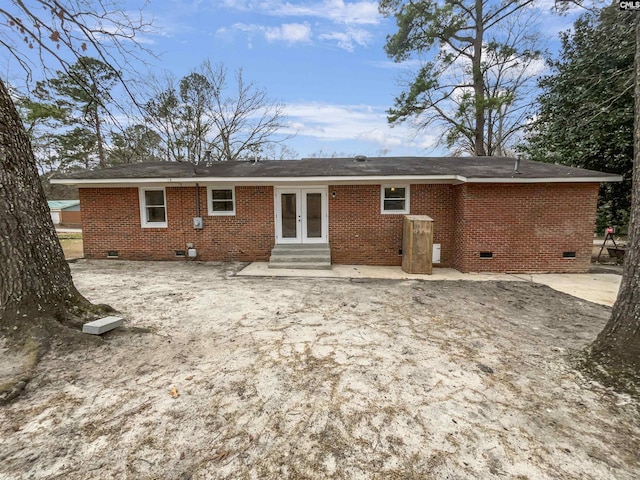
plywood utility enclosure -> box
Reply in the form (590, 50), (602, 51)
(402, 215), (434, 274)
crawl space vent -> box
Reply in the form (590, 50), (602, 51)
(106, 250), (119, 258)
(479, 251), (493, 259)
(562, 251), (576, 258)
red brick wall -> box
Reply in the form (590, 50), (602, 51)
(328, 184), (454, 266)
(452, 184), (467, 271)
(411, 184), (455, 266)
(79, 182), (599, 272)
(452, 183), (600, 273)
(79, 186), (274, 261)
(60, 210), (82, 228)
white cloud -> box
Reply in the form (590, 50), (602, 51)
(270, 0), (380, 25)
(318, 27), (371, 51)
(357, 129), (403, 147)
(287, 121), (306, 130)
(221, 0), (380, 25)
(231, 22), (312, 44)
(221, 0), (245, 7)
(214, 26), (237, 43)
(281, 102), (437, 151)
(218, 0), (380, 51)
(90, 20), (158, 45)
(265, 23), (312, 43)
(232, 22), (258, 33)
(231, 22), (376, 50)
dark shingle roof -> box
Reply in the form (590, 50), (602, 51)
(52, 156), (621, 183)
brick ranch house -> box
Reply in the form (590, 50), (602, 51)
(52, 156), (620, 273)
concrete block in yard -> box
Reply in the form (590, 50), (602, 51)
(82, 316), (124, 335)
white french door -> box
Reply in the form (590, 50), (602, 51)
(275, 187), (328, 244)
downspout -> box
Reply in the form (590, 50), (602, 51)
(195, 182), (201, 218)
(193, 159), (201, 218)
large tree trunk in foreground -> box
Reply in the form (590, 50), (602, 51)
(0, 78), (95, 340)
(589, 20), (640, 376)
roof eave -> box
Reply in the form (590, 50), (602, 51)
(51, 175), (465, 186)
(51, 173), (622, 187)
(463, 175), (622, 183)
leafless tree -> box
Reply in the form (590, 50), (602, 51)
(144, 61), (292, 163)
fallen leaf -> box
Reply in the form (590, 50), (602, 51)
(185, 375), (194, 381)
(169, 386), (179, 398)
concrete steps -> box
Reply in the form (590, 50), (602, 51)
(269, 244), (331, 270)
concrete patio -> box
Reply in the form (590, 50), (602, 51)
(238, 262), (622, 307)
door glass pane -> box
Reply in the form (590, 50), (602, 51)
(281, 193), (297, 238)
(306, 192), (322, 238)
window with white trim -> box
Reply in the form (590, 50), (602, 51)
(381, 185), (409, 214)
(208, 187), (236, 216)
(139, 187), (167, 228)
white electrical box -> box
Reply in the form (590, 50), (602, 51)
(187, 248), (197, 258)
(432, 244), (441, 264)
(193, 217), (203, 229)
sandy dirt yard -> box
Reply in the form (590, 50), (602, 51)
(1, 260), (639, 479)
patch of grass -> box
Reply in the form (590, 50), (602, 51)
(57, 232), (84, 259)
(57, 232), (83, 240)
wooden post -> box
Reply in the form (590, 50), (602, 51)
(402, 215), (434, 274)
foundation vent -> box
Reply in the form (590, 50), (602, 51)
(479, 251), (493, 259)
(562, 251), (576, 258)
(107, 250), (119, 258)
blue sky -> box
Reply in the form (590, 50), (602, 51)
(3, 0), (580, 158)
(138, 0), (437, 157)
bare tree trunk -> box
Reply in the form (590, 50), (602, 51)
(590, 18), (640, 376)
(93, 104), (107, 168)
(473, 0), (486, 156)
(0, 78), (97, 339)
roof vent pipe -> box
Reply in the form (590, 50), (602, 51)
(514, 156), (521, 174)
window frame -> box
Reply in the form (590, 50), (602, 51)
(380, 184), (410, 214)
(139, 187), (168, 228)
(207, 186), (236, 216)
